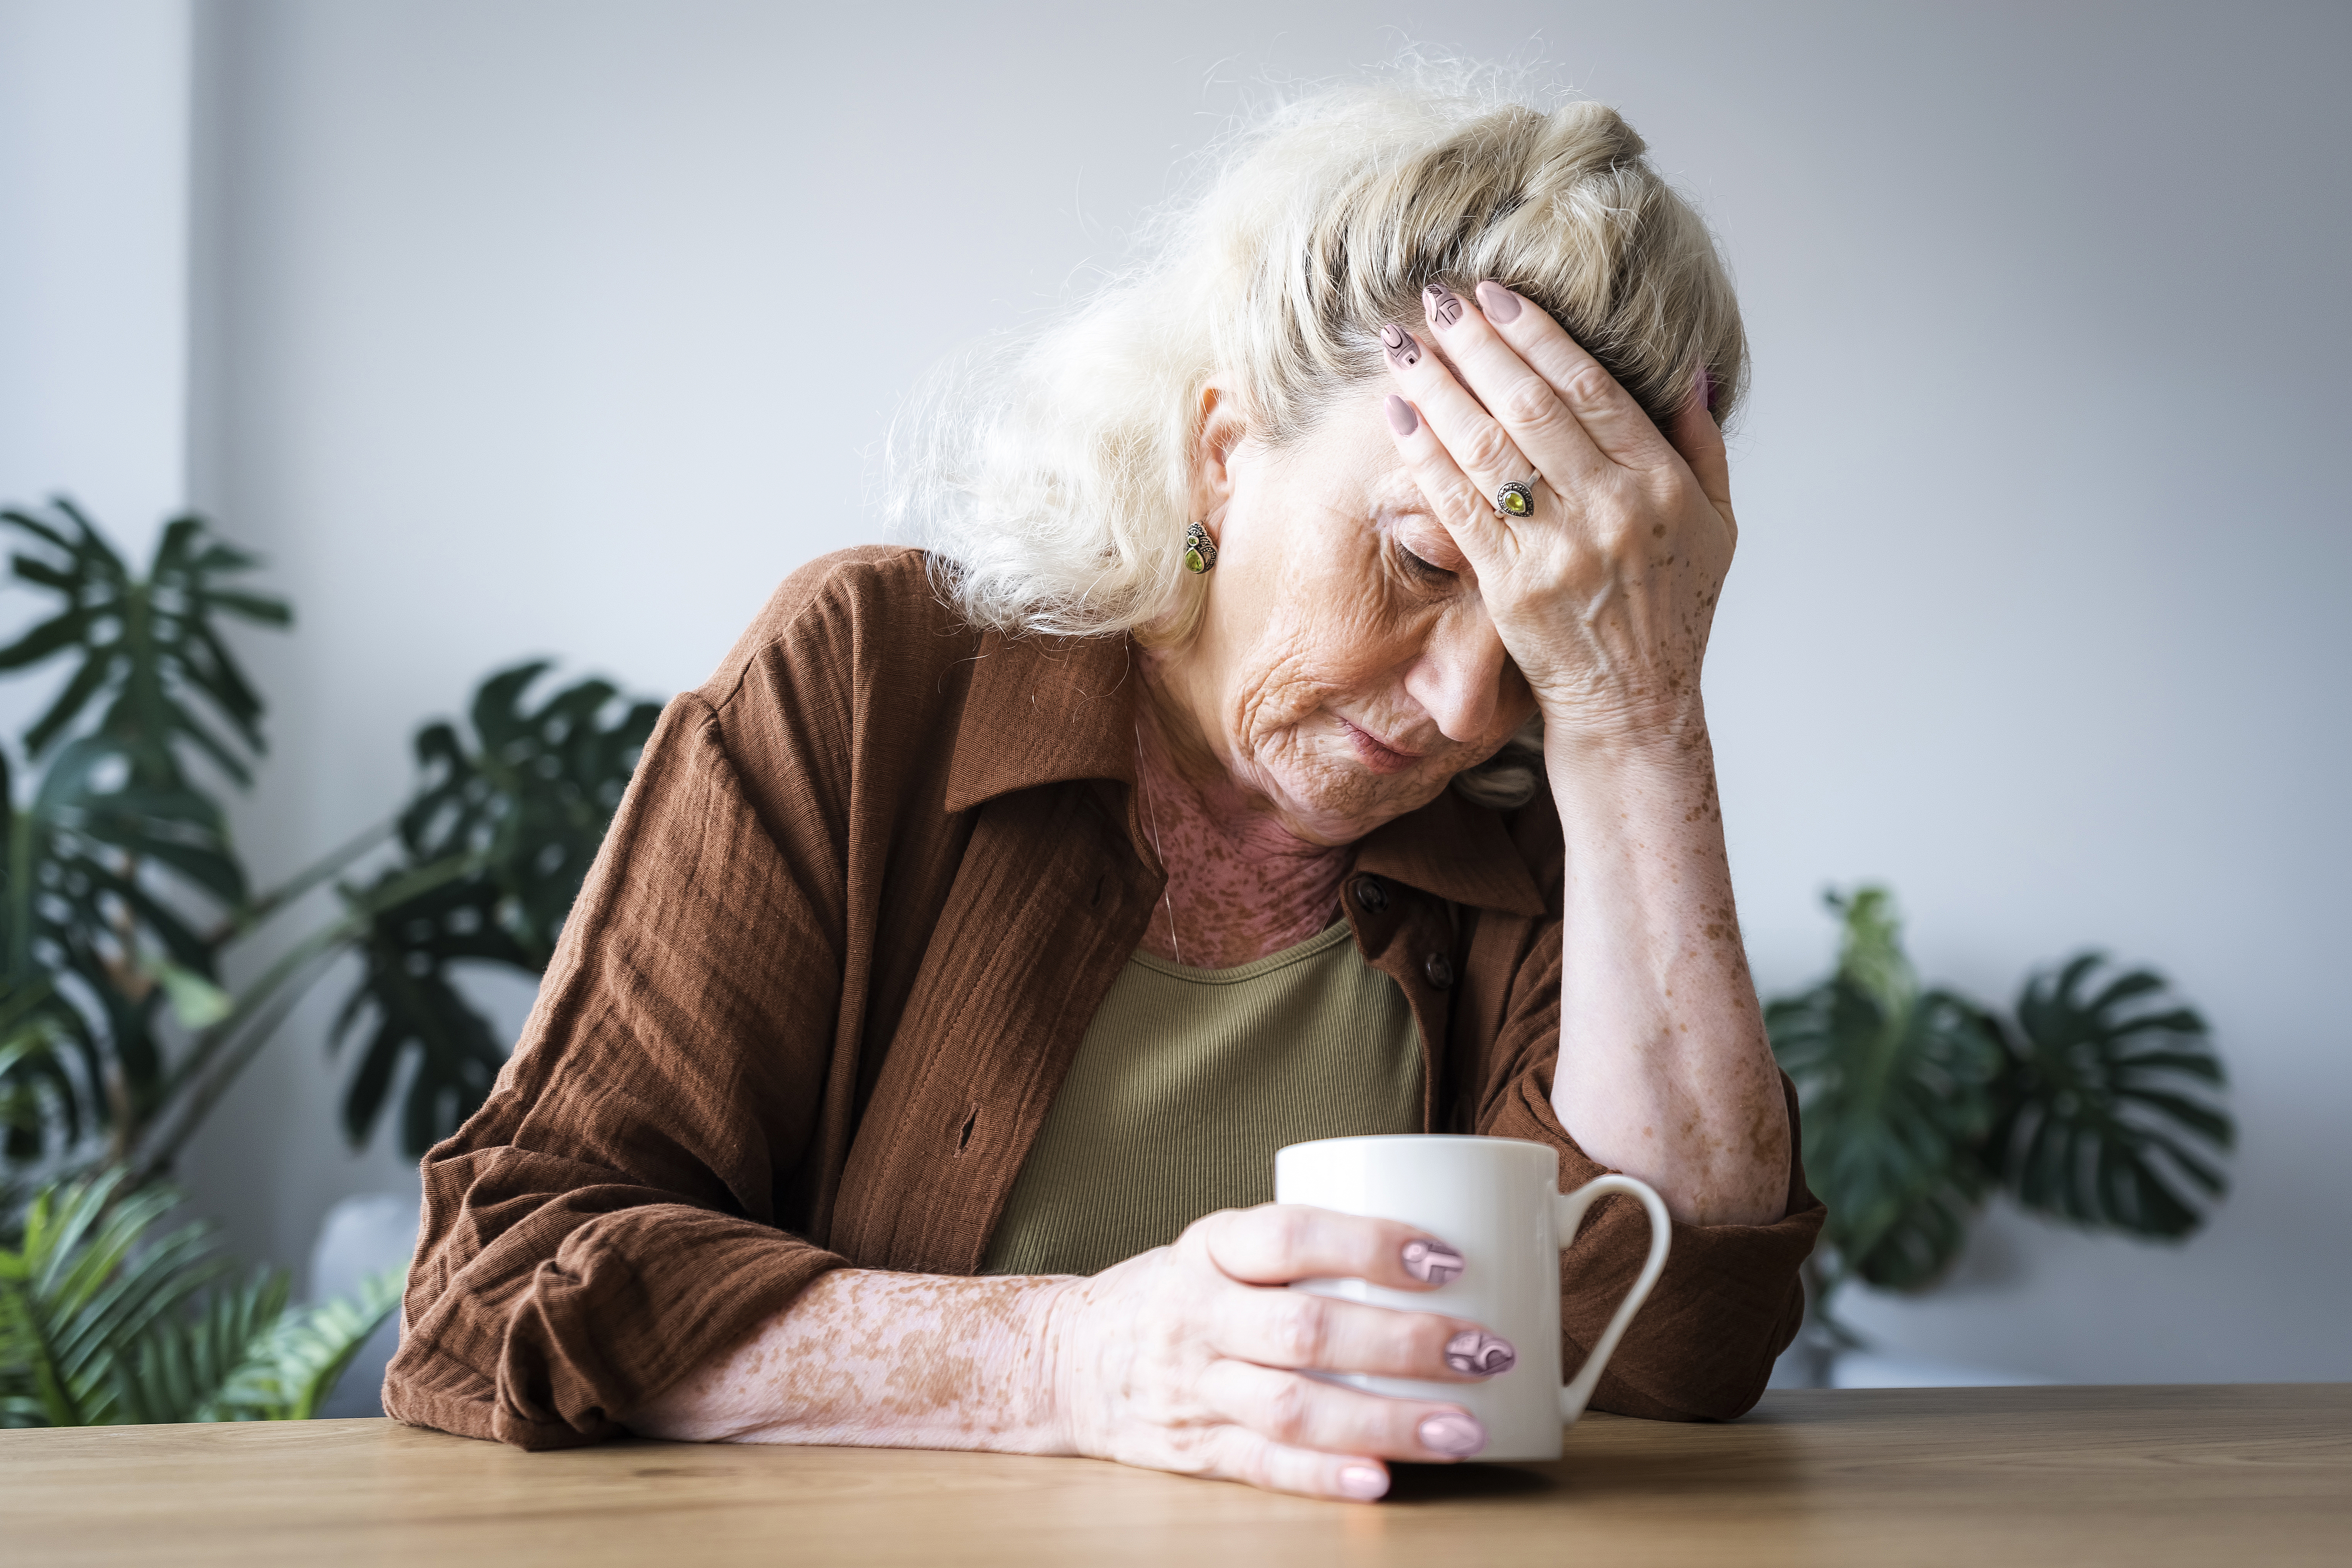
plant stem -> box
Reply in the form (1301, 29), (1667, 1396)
(132, 851), (481, 1177)
(213, 817), (397, 944)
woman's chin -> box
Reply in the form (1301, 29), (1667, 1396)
(1258, 754), (1450, 848)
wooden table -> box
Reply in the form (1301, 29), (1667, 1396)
(4, 1384), (2346, 1566)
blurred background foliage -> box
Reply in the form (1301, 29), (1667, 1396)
(0, 497), (657, 1426)
(1767, 886), (2233, 1360)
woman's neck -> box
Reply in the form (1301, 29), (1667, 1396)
(1131, 684), (1350, 970)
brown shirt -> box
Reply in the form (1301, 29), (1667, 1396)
(383, 547), (1825, 1450)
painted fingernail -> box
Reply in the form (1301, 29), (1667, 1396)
(1380, 324), (1420, 368)
(1338, 1464), (1389, 1500)
(1474, 281), (1522, 324)
(1423, 282), (1466, 329)
(1417, 1412), (1487, 1458)
(1384, 394), (1418, 435)
(1400, 1239), (1464, 1285)
(1444, 1330), (1517, 1377)
(1697, 365), (1719, 412)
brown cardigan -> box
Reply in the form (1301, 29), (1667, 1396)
(384, 546), (1823, 1449)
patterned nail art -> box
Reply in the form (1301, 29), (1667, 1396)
(1380, 324), (1420, 368)
(1417, 1412), (1487, 1457)
(1444, 1330), (1517, 1377)
(1423, 283), (1465, 328)
(1401, 1238), (1464, 1285)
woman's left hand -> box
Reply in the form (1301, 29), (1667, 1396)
(1378, 282), (1733, 756)
(1382, 282), (1792, 1229)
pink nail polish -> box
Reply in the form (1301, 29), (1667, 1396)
(1338, 1464), (1388, 1500)
(1444, 1330), (1517, 1377)
(1401, 1238), (1464, 1285)
(1423, 283), (1466, 328)
(1384, 394), (1418, 435)
(1474, 281), (1522, 324)
(1417, 1412), (1487, 1457)
(1380, 324), (1420, 369)
(1696, 365), (1717, 411)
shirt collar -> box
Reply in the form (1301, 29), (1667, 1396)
(945, 631), (1546, 920)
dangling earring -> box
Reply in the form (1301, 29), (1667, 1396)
(1183, 521), (1219, 573)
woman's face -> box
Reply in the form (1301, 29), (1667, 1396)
(1149, 384), (1540, 847)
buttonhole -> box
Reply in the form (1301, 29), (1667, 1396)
(956, 1108), (978, 1155)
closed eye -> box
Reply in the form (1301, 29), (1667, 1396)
(1395, 539), (1457, 584)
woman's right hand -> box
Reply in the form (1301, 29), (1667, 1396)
(1037, 1204), (1518, 1501)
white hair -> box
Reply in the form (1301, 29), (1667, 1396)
(889, 67), (1748, 809)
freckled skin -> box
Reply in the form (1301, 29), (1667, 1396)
(633, 1211), (1511, 1501)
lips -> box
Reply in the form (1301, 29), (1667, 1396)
(1339, 717), (1426, 775)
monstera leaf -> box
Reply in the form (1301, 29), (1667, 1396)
(332, 662), (660, 1155)
(1985, 953), (2231, 1238)
(1769, 886), (2234, 1339)
(0, 502), (286, 1169)
(0, 501), (287, 786)
(1766, 889), (2007, 1293)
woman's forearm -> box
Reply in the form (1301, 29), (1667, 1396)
(1544, 721), (1790, 1228)
(628, 1268), (1072, 1450)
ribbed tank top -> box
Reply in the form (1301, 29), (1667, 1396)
(980, 920), (1424, 1278)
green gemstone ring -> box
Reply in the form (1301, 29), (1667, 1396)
(1494, 478), (1537, 519)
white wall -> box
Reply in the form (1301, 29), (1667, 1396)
(0, 0), (189, 545)
(12, 0), (2350, 1382)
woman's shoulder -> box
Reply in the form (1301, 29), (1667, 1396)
(695, 546), (965, 708)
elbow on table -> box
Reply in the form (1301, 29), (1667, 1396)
(1582, 1271), (1808, 1424)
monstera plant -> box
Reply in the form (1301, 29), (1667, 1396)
(1766, 886), (2233, 1363)
(0, 497), (658, 1184)
(329, 661), (657, 1154)
(0, 497), (658, 1423)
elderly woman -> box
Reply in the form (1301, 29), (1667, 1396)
(386, 81), (1821, 1502)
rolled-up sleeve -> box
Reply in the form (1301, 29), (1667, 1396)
(1476, 918), (1823, 1422)
(384, 685), (850, 1449)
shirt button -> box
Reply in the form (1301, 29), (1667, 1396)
(1354, 876), (1388, 913)
(1424, 952), (1455, 990)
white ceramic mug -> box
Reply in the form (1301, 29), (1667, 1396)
(1275, 1134), (1673, 1462)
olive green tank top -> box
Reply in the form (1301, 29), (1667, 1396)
(980, 920), (1424, 1278)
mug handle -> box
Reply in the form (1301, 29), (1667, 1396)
(1555, 1174), (1674, 1425)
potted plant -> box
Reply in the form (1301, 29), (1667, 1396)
(0, 497), (657, 1425)
(1765, 886), (2234, 1382)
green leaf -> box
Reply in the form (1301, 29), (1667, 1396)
(113, 1269), (291, 1425)
(331, 662), (658, 1155)
(0, 1173), (226, 1426)
(0, 500), (288, 1170)
(0, 608), (95, 671)
(210, 1265), (403, 1421)
(147, 960), (234, 1030)
(1988, 952), (2232, 1240)
(1767, 887), (2004, 1295)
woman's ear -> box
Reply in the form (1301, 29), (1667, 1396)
(1191, 384), (1248, 538)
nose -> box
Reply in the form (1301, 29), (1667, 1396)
(1403, 606), (1509, 744)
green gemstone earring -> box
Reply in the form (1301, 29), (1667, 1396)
(1183, 521), (1219, 573)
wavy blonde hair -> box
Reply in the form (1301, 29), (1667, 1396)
(891, 70), (1748, 807)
